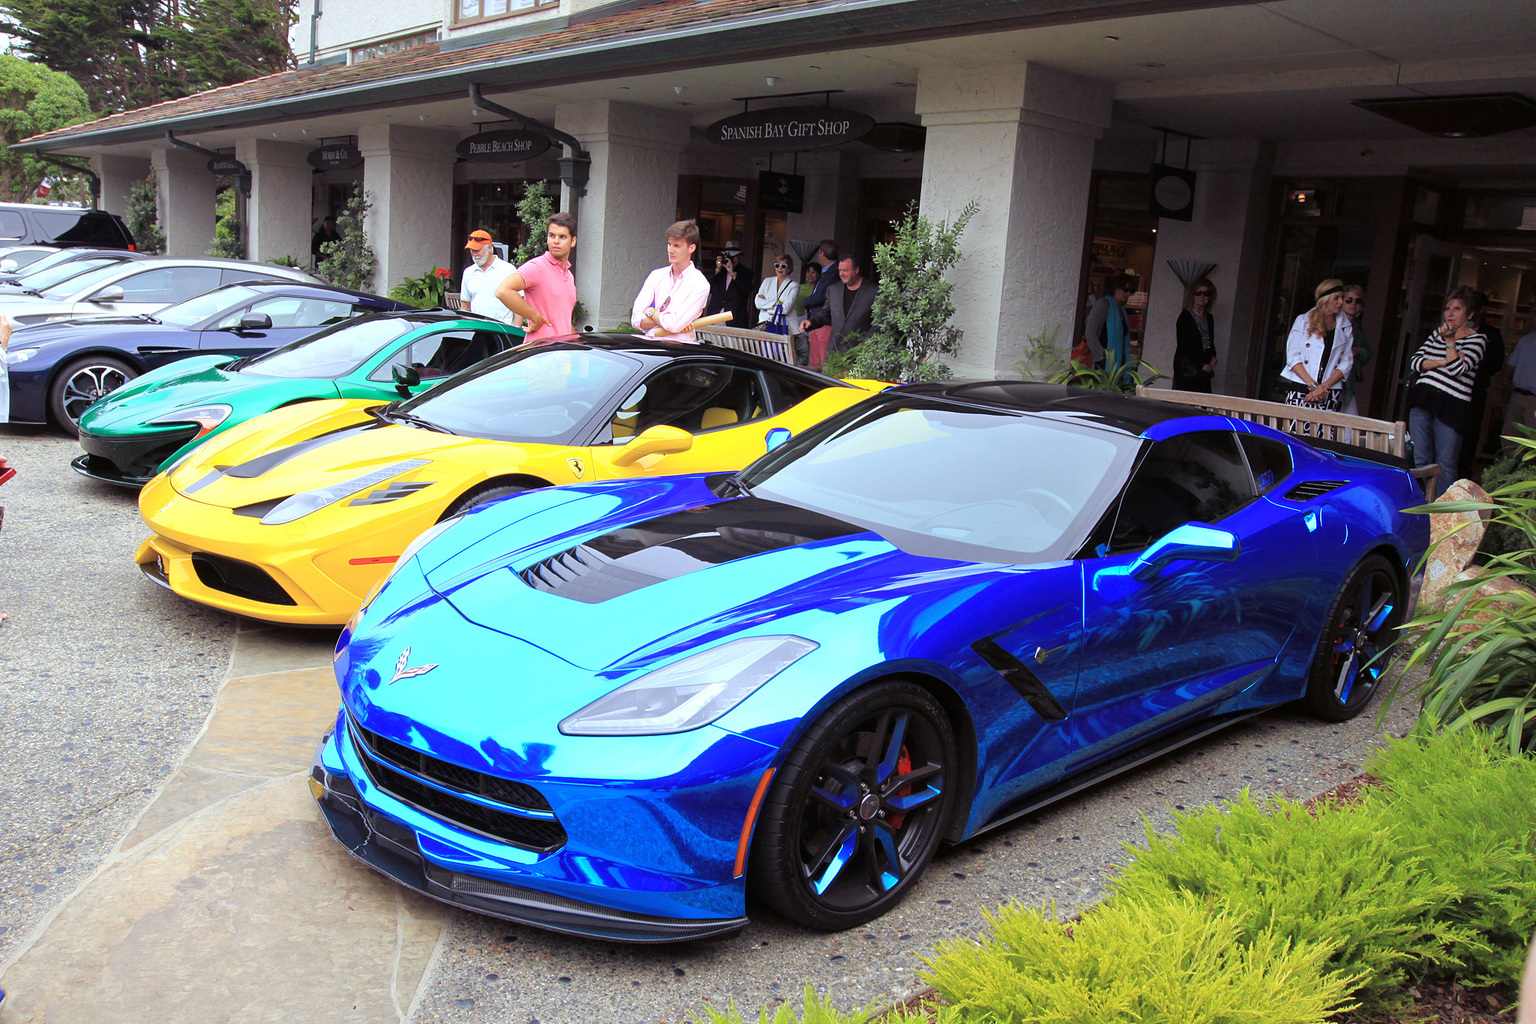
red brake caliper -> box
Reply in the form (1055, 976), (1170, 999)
(887, 747), (912, 829)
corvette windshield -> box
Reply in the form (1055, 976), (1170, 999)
(398, 346), (640, 443)
(741, 400), (1138, 563)
(158, 285), (262, 327)
(240, 318), (414, 377)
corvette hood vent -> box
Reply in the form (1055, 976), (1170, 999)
(518, 496), (860, 604)
(1284, 480), (1348, 501)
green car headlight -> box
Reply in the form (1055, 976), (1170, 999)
(559, 636), (818, 736)
(260, 459), (430, 526)
(150, 404), (233, 439)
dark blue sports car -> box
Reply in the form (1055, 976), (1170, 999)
(4, 281), (412, 429)
(311, 382), (1429, 941)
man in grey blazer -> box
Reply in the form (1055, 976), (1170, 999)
(801, 254), (876, 355)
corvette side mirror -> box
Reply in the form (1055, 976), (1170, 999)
(392, 364), (420, 396)
(764, 426), (792, 451)
(611, 425), (693, 467)
(237, 312), (272, 332)
(1129, 523), (1240, 581)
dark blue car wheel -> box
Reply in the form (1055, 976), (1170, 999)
(50, 355), (136, 434)
(750, 681), (956, 930)
(1303, 554), (1403, 721)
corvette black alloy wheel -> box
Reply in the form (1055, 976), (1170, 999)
(1303, 554), (1403, 721)
(751, 682), (956, 929)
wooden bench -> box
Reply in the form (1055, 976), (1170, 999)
(1136, 386), (1442, 500)
(693, 324), (795, 364)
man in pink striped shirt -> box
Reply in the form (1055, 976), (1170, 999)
(495, 212), (578, 342)
(631, 220), (710, 343)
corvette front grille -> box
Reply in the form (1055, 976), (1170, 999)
(348, 715), (566, 852)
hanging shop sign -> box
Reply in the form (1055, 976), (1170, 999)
(758, 171), (805, 213)
(307, 141), (363, 171)
(455, 129), (551, 163)
(707, 107), (874, 150)
(1149, 163), (1197, 221)
(206, 155), (244, 176)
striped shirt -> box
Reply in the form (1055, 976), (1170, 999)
(1410, 328), (1486, 403)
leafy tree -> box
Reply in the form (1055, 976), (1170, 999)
(512, 180), (555, 265)
(0, 54), (92, 201)
(316, 184), (375, 291)
(851, 200), (978, 383)
(125, 171), (164, 253)
(206, 185), (243, 258)
(165, 0), (295, 95)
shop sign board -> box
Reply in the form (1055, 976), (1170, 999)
(206, 156), (244, 175)
(307, 142), (363, 170)
(758, 171), (805, 213)
(455, 129), (551, 163)
(707, 107), (874, 150)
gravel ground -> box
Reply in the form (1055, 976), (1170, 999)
(0, 426), (234, 964)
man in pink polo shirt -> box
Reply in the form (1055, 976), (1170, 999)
(494, 211), (577, 342)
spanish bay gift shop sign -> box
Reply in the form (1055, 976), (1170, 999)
(708, 107), (874, 150)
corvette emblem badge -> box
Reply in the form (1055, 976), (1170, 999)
(386, 647), (438, 685)
(567, 456), (585, 479)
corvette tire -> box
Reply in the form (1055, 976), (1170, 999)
(1302, 554), (1403, 722)
(749, 681), (956, 930)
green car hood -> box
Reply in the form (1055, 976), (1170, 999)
(78, 357), (343, 438)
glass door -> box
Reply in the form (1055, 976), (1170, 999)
(1387, 234), (1461, 420)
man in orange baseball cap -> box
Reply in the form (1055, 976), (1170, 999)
(459, 229), (516, 322)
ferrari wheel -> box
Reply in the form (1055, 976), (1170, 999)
(1302, 554), (1403, 722)
(50, 356), (135, 434)
(750, 681), (956, 930)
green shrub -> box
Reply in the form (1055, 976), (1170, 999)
(316, 183), (376, 292)
(1051, 355), (1164, 394)
(206, 186), (243, 259)
(925, 896), (1358, 1023)
(689, 987), (883, 1024)
(513, 181), (556, 266)
(820, 346), (859, 379)
(1013, 322), (1064, 381)
(860, 199), (977, 382)
(389, 267), (450, 309)
(1109, 791), (1471, 1000)
(125, 172), (164, 254)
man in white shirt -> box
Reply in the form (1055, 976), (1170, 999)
(458, 230), (516, 322)
(631, 220), (710, 342)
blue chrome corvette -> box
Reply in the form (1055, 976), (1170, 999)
(312, 382), (1430, 942)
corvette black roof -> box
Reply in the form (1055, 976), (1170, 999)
(891, 380), (1205, 436)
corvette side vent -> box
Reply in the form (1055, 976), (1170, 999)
(1283, 480), (1348, 501)
(518, 544), (662, 604)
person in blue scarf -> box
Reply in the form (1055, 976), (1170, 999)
(1085, 274), (1132, 371)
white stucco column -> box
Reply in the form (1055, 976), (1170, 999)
(916, 63), (1113, 378)
(236, 139), (314, 265)
(151, 147), (217, 257)
(358, 124), (457, 295)
(1139, 139), (1276, 395)
(555, 100), (691, 330)
(91, 154), (151, 221)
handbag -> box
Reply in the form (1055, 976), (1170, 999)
(765, 303), (789, 335)
(1070, 338), (1093, 367)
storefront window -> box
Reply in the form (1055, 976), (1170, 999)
(455, 0), (555, 28)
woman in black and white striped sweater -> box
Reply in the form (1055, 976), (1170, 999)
(1408, 285), (1486, 497)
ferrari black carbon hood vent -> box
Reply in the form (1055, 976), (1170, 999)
(1283, 480), (1349, 501)
(517, 496), (859, 603)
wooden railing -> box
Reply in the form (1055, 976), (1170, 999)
(693, 324), (795, 364)
(1137, 386), (1440, 498)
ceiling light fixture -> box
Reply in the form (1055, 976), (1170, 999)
(766, 76), (778, 87)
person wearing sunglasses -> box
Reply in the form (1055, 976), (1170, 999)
(1338, 285), (1370, 415)
(1280, 278), (1355, 420)
(1407, 285), (1487, 496)
(1173, 278), (1218, 392)
(755, 253), (798, 336)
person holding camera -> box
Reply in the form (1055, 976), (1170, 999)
(707, 249), (753, 327)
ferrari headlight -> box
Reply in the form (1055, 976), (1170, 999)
(150, 404), (232, 439)
(260, 459), (429, 526)
(7, 347), (37, 364)
(559, 636), (818, 736)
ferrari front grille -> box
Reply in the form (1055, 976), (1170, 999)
(348, 716), (566, 852)
(190, 552), (296, 605)
(1283, 480), (1348, 501)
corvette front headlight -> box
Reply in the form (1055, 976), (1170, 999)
(559, 635), (818, 736)
(260, 459), (429, 526)
(7, 347), (37, 364)
(150, 404), (232, 439)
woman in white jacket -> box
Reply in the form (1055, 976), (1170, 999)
(1279, 278), (1354, 412)
(754, 253), (798, 332)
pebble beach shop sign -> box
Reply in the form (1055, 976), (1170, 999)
(707, 106), (874, 150)
(455, 129), (552, 163)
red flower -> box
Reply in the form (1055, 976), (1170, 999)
(434, 267), (450, 278)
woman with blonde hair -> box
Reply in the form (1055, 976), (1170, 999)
(1279, 278), (1354, 412)
(1173, 277), (1217, 392)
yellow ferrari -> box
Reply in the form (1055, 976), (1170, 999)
(136, 336), (887, 625)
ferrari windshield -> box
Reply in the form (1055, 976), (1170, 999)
(240, 317), (414, 378)
(398, 345), (641, 443)
(741, 399), (1139, 563)
(158, 285), (263, 327)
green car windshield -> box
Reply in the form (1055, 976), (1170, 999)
(238, 318), (415, 378)
(158, 285), (264, 327)
(397, 346), (640, 444)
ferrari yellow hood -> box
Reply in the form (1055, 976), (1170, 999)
(166, 399), (536, 509)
